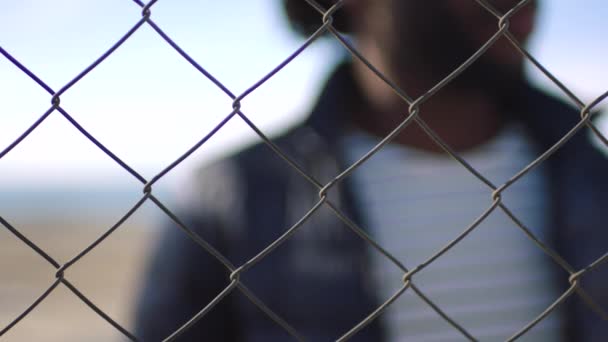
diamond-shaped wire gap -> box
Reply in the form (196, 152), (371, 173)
(156, 155), (320, 337)
(321, 200), (477, 341)
(142, 153), (322, 340)
(388, 205), (566, 341)
(412, 106), (578, 272)
(328, 133), (532, 340)
(338, 119), (522, 251)
(0, 0), (144, 91)
(1, 279), (131, 342)
(147, 187), (304, 341)
(57, 23), (237, 184)
(0, 15), (148, 184)
(197, 23), (343, 197)
(0, 111), (147, 259)
(326, 104), (516, 272)
(149, 31), (340, 194)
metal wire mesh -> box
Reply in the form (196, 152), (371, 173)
(2, 0), (608, 341)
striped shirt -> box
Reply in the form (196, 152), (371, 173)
(340, 124), (563, 341)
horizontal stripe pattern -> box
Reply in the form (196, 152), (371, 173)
(340, 125), (563, 341)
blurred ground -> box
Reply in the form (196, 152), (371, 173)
(1, 218), (159, 342)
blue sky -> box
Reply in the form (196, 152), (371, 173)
(1, 1), (607, 189)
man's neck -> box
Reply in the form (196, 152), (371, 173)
(351, 60), (506, 154)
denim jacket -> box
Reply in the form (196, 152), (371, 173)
(135, 63), (608, 341)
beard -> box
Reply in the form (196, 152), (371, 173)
(387, 0), (527, 108)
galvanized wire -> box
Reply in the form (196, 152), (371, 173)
(1, 0), (607, 341)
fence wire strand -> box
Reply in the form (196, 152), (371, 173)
(2, 0), (608, 341)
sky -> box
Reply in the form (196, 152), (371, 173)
(1, 0), (607, 191)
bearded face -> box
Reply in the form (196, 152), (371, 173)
(376, 0), (538, 101)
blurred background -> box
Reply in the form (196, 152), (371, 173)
(1, 1), (607, 341)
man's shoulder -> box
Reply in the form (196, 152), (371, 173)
(178, 124), (320, 211)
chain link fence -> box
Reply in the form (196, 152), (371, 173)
(2, 0), (608, 341)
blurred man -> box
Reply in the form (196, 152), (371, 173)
(135, 0), (608, 340)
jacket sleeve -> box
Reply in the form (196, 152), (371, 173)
(133, 161), (242, 341)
